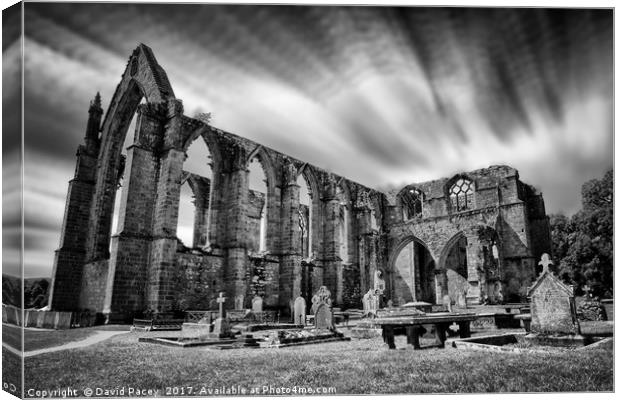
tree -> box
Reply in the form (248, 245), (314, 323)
(556, 170), (613, 297)
(24, 279), (50, 309)
(549, 213), (572, 263)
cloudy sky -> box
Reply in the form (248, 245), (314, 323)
(2, 3), (613, 278)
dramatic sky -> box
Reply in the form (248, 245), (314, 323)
(2, 3), (613, 277)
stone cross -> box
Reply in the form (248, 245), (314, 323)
(538, 253), (553, 273)
(216, 292), (226, 319)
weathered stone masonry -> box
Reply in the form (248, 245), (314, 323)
(49, 44), (551, 321)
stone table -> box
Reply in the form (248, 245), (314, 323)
(373, 313), (477, 350)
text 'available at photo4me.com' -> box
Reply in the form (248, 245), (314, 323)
(24, 385), (338, 397)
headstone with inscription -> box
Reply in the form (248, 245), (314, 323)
(528, 253), (580, 335)
(315, 303), (333, 330)
(312, 286), (334, 330)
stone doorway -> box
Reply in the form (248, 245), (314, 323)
(391, 239), (436, 304)
(444, 234), (469, 305)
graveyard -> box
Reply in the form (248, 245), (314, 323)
(13, 254), (614, 394)
(19, 324), (613, 394)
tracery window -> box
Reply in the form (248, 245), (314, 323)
(449, 178), (474, 211)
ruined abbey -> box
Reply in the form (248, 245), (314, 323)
(50, 44), (551, 322)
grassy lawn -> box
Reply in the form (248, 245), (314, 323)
(3, 323), (130, 352)
(2, 348), (22, 397)
(2, 323), (22, 350)
(23, 329), (613, 394)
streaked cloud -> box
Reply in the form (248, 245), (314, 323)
(5, 4), (612, 277)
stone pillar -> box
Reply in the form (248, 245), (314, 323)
(144, 100), (185, 315)
(223, 163), (249, 310)
(323, 189), (340, 305)
(50, 94), (101, 311)
(103, 104), (164, 320)
(355, 205), (371, 303)
(278, 162), (302, 312)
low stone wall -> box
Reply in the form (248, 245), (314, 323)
(2, 304), (96, 329)
(2, 304), (21, 325)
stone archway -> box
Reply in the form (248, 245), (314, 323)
(389, 236), (437, 305)
(436, 225), (503, 305)
(87, 44), (176, 261)
(439, 232), (469, 305)
(51, 44), (179, 317)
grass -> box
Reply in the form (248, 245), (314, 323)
(2, 323), (130, 352)
(2, 323), (22, 350)
(2, 348), (22, 397)
(22, 328), (613, 394)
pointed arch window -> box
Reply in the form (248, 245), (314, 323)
(401, 188), (423, 220)
(249, 157), (268, 252)
(449, 178), (474, 212)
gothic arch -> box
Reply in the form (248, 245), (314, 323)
(389, 235), (438, 270)
(297, 164), (322, 256)
(246, 147), (275, 252)
(438, 231), (468, 271)
(245, 145), (277, 191)
(181, 125), (224, 177)
(86, 44), (176, 259)
(397, 185), (425, 220)
(388, 235), (437, 304)
(297, 164), (320, 204)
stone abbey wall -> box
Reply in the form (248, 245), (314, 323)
(49, 44), (551, 321)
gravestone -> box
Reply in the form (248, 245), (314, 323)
(212, 292), (232, 337)
(234, 295), (245, 310)
(311, 286), (332, 314)
(252, 296), (263, 313)
(213, 316), (231, 338)
(528, 253), (580, 335)
(315, 304), (333, 329)
(362, 289), (379, 317)
(442, 294), (453, 313)
(456, 289), (468, 309)
(312, 286), (334, 330)
(293, 297), (306, 326)
(184, 292), (230, 338)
